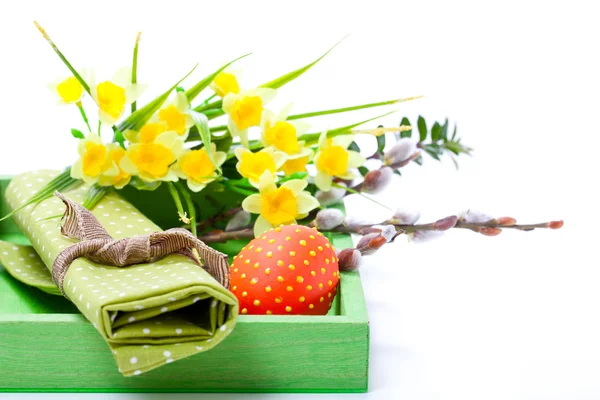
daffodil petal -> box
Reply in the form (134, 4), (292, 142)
(234, 146), (250, 160)
(222, 92), (239, 113)
(112, 67), (132, 88)
(318, 131), (329, 149)
(119, 155), (138, 175)
(333, 134), (354, 149)
(296, 192), (320, 214)
(161, 169), (178, 182)
(214, 151), (227, 167)
(258, 170), (277, 193)
(254, 215), (274, 237)
(315, 171), (333, 191)
(98, 108), (118, 125)
(187, 180), (208, 193)
(272, 150), (287, 169)
(70, 159), (83, 179)
(242, 194), (263, 214)
(126, 83), (147, 104)
(290, 120), (310, 136)
(347, 150), (366, 168)
(339, 170), (356, 180)
(281, 179), (307, 196)
(123, 129), (139, 143)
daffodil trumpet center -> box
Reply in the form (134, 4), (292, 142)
(317, 145), (349, 176)
(261, 187), (297, 226)
(264, 121), (299, 153)
(231, 96), (263, 131)
(82, 142), (108, 177)
(239, 152), (277, 182)
(97, 81), (126, 119)
(213, 72), (240, 98)
(180, 149), (217, 183)
(158, 105), (187, 135)
(128, 143), (175, 179)
(57, 76), (83, 103)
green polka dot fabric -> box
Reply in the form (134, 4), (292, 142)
(0, 170), (239, 377)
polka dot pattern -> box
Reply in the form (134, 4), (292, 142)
(0, 170), (239, 377)
(230, 225), (339, 315)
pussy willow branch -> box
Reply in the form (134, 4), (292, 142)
(196, 216), (560, 243)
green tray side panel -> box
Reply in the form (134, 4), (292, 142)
(0, 176), (369, 393)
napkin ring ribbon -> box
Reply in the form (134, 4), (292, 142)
(51, 192), (230, 296)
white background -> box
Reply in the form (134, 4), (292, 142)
(0, 0), (597, 399)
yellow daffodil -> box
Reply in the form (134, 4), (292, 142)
(90, 67), (146, 125)
(314, 131), (366, 191)
(123, 121), (168, 143)
(210, 70), (241, 98)
(242, 171), (320, 236)
(120, 131), (183, 182)
(234, 147), (286, 187)
(172, 143), (226, 192)
(97, 144), (131, 189)
(222, 88), (276, 147)
(70, 133), (119, 184)
(260, 106), (310, 154)
(49, 75), (85, 104)
(281, 155), (311, 175)
(156, 91), (194, 140)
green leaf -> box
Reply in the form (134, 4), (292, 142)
(175, 182), (197, 236)
(287, 96), (421, 120)
(166, 182), (186, 221)
(0, 169), (80, 222)
(186, 53), (251, 104)
(451, 124), (457, 141)
(131, 32), (141, 113)
(259, 36), (347, 89)
(400, 117), (412, 138)
(376, 131), (386, 154)
(128, 176), (162, 191)
(34, 22), (90, 94)
(71, 129), (84, 139)
(299, 110), (399, 146)
(417, 116), (427, 142)
(117, 64), (198, 133)
(279, 172), (309, 182)
(190, 111), (221, 172)
(413, 155), (423, 166)
(214, 134), (233, 153)
(431, 122), (442, 142)
(82, 184), (109, 210)
(348, 141), (361, 152)
(358, 166), (369, 177)
(440, 118), (449, 141)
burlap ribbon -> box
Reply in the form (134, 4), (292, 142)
(52, 191), (230, 296)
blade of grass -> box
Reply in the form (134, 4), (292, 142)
(117, 64), (198, 132)
(82, 184), (110, 209)
(131, 32), (141, 113)
(287, 96), (422, 120)
(190, 111), (221, 172)
(187, 53), (251, 104)
(259, 36), (348, 89)
(0, 169), (81, 222)
(175, 182), (197, 236)
(34, 21), (90, 94)
(299, 110), (399, 146)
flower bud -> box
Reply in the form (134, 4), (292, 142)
(338, 248), (362, 271)
(362, 167), (394, 194)
(373, 224), (397, 242)
(479, 227), (502, 236)
(548, 220), (564, 229)
(314, 208), (345, 230)
(495, 216), (516, 226)
(342, 215), (364, 231)
(460, 210), (493, 224)
(225, 210), (251, 231)
(356, 232), (387, 254)
(411, 230), (444, 243)
(390, 208), (420, 225)
(433, 215), (458, 231)
(315, 183), (347, 206)
(383, 138), (418, 167)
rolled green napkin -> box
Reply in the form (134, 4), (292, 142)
(0, 170), (238, 376)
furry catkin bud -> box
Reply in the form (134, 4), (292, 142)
(479, 227), (502, 236)
(374, 224), (397, 242)
(383, 138), (417, 167)
(362, 167), (394, 194)
(315, 183), (347, 206)
(356, 232), (387, 254)
(548, 220), (564, 229)
(495, 216), (516, 226)
(433, 215), (458, 231)
(225, 210), (251, 231)
(391, 208), (420, 225)
(411, 230), (444, 243)
(314, 208), (345, 230)
(460, 210), (493, 224)
(338, 248), (362, 271)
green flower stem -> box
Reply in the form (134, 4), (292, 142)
(76, 102), (92, 132)
(131, 32), (141, 114)
(97, 121), (101, 135)
(202, 94), (217, 106)
(175, 182), (197, 237)
(166, 182), (189, 224)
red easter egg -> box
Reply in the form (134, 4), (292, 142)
(229, 225), (339, 315)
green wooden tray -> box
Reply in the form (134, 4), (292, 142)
(0, 177), (369, 393)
